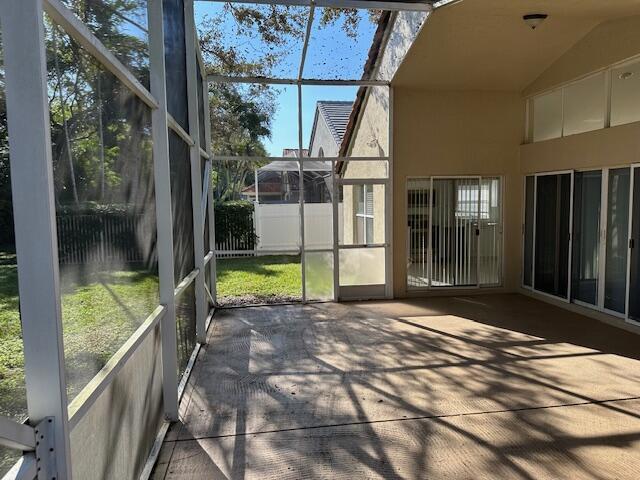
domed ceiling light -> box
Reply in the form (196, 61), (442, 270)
(523, 13), (548, 30)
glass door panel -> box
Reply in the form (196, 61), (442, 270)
(534, 173), (572, 298)
(431, 178), (479, 287)
(407, 179), (431, 289)
(479, 177), (502, 286)
(629, 167), (640, 321)
(523, 176), (535, 287)
(571, 170), (602, 305)
(604, 168), (630, 314)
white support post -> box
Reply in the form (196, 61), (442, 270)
(202, 54), (217, 305)
(298, 83), (307, 302)
(184, 0), (207, 343)
(148, 0), (179, 421)
(386, 85), (394, 298)
(0, 1), (72, 477)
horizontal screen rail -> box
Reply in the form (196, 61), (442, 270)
(0, 417), (36, 452)
(211, 155), (388, 162)
(174, 268), (200, 298)
(44, 0), (158, 110)
(207, 75), (390, 87)
(168, 114), (195, 146)
(197, 0), (434, 13)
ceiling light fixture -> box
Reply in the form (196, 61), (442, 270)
(619, 71), (634, 80)
(523, 13), (548, 30)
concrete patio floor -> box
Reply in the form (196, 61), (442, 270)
(152, 294), (640, 479)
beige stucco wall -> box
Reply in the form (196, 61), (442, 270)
(392, 89), (525, 297)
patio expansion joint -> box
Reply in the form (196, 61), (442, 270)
(166, 395), (640, 444)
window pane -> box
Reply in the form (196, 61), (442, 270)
(523, 176), (535, 287)
(604, 168), (630, 313)
(563, 73), (606, 136)
(60, 0), (149, 88)
(611, 60), (640, 127)
(339, 248), (385, 286)
(571, 170), (602, 305)
(0, 27), (28, 476)
(532, 90), (562, 142)
(47, 19), (159, 402)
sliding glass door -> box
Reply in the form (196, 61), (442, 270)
(534, 172), (572, 299)
(407, 176), (502, 290)
(523, 166), (638, 323)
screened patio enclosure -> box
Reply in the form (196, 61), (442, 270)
(0, 1), (439, 479)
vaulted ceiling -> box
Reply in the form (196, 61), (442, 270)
(393, 0), (640, 91)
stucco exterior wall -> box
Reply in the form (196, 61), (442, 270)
(392, 89), (525, 297)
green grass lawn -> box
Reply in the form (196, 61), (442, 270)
(216, 255), (302, 305)
(0, 251), (299, 473)
(0, 250), (159, 419)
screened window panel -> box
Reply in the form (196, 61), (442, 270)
(604, 168), (631, 313)
(305, 251), (334, 301)
(523, 176), (535, 287)
(571, 171), (602, 305)
(176, 282), (196, 378)
(534, 174), (571, 298)
(46, 19), (159, 402)
(303, 162), (333, 252)
(60, 0), (150, 88)
(0, 28), (29, 476)
(342, 184), (384, 246)
(196, 64), (206, 150)
(339, 248), (385, 286)
(532, 90), (562, 142)
(611, 60), (640, 127)
(563, 73), (606, 136)
(169, 130), (195, 284)
(163, 0), (189, 130)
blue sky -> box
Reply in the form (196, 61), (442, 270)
(194, 2), (377, 155)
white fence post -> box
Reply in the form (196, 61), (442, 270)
(184, 0), (207, 343)
(0, 0), (73, 476)
(148, 0), (179, 421)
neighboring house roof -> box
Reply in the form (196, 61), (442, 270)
(259, 160), (331, 172)
(309, 101), (354, 152)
